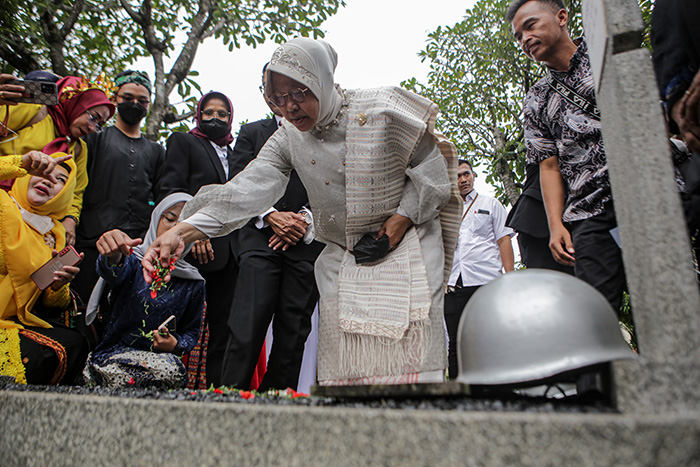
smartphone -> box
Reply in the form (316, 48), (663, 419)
(159, 315), (177, 334)
(5, 79), (58, 106)
(30, 246), (82, 290)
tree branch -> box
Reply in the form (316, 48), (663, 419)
(164, 2), (212, 96)
(202, 18), (226, 39)
(0, 41), (42, 74)
(118, 0), (143, 25)
(163, 109), (196, 124)
(60, 0), (87, 40)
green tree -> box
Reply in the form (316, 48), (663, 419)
(0, 0), (344, 140)
(404, 0), (653, 205)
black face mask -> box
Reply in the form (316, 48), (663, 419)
(117, 101), (148, 125)
(200, 118), (229, 140)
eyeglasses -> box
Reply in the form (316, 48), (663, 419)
(201, 109), (231, 119)
(269, 88), (309, 107)
(117, 93), (150, 106)
(86, 109), (105, 133)
(260, 85), (279, 108)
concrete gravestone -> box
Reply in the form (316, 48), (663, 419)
(583, 0), (700, 415)
(1, 1), (700, 465)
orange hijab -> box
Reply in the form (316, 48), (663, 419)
(0, 154), (77, 329)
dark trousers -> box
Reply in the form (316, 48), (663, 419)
(444, 285), (481, 379)
(19, 324), (89, 385)
(518, 232), (575, 275)
(201, 255), (238, 387)
(221, 250), (318, 391)
(568, 206), (627, 314)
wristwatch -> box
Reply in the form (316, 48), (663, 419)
(301, 210), (312, 226)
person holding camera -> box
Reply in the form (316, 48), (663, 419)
(0, 74), (25, 106)
(0, 74), (115, 245)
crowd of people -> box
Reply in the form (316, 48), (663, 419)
(0, 0), (694, 391)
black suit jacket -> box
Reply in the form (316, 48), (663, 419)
(651, 0), (700, 133)
(231, 118), (324, 262)
(505, 163), (550, 238)
(159, 131), (238, 271)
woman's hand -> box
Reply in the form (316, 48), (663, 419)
(50, 250), (84, 291)
(0, 74), (25, 106)
(191, 238), (214, 264)
(377, 213), (412, 249)
(96, 230), (142, 264)
(62, 217), (77, 246)
(142, 227), (187, 284)
(153, 327), (178, 353)
(22, 151), (73, 183)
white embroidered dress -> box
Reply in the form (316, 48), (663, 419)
(182, 38), (460, 385)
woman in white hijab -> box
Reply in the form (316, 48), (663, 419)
(143, 38), (461, 386)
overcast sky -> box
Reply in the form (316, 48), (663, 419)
(133, 0), (522, 255)
(134, 0), (497, 197)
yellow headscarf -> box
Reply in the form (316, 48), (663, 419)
(0, 153), (77, 330)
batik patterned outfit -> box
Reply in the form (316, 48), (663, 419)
(523, 38), (626, 311)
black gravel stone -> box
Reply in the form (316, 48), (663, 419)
(0, 379), (616, 413)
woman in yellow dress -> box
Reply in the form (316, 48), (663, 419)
(0, 75), (115, 244)
(0, 152), (89, 385)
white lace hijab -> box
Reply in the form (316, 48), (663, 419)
(266, 37), (343, 128)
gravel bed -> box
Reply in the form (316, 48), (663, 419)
(0, 377), (616, 413)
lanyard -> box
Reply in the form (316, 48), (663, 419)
(545, 73), (601, 121)
(462, 193), (479, 220)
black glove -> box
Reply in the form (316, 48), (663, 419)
(353, 233), (390, 264)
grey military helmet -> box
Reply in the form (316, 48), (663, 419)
(456, 269), (636, 385)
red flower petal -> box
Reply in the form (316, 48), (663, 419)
(128, 377), (135, 386)
(214, 388), (224, 394)
(240, 391), (255, 400)
(150, 290), (157, 299)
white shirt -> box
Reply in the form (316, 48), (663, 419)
(448, 190), (514, 287)
(208, 141), (229, 178)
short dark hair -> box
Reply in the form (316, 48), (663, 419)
(506, 0), (566, 22)
(458, 159), (473, 171)
(262, 62), (269, 86)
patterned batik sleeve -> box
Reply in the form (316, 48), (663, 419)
(523, 90), (559, 165)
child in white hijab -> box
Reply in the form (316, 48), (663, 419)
(84, 193), (205, 388)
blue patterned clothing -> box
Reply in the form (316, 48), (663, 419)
(92, 254), (205, 362)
